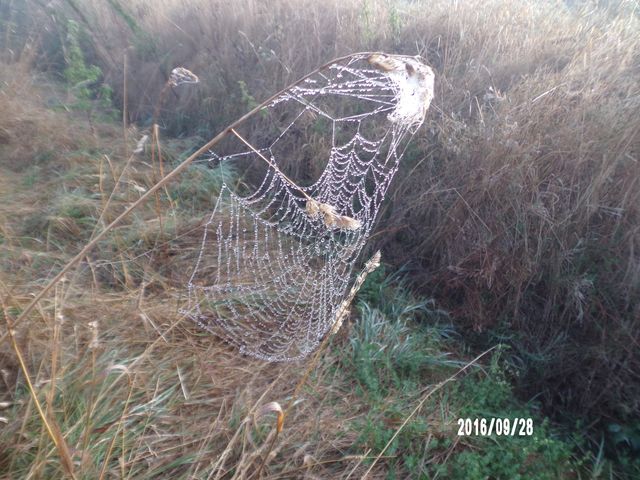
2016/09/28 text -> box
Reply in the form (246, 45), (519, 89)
(457, 418), (534, 437)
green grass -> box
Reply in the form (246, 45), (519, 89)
(337, 274), (583, 479)
(441, 351), (577, 479)
(168, 161), (237, 212)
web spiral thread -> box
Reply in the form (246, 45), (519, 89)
(180, 53), (434, 361)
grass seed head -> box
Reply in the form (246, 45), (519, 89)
(169, 67), (199, 87)
(305, 198), (321, 218)
(256, 401), (284, 433)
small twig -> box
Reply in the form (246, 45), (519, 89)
(122, 50), (128, 159)
(98, 368), (134, 480)
(150, 124), (166, 241)
(453, 188), (492, 234)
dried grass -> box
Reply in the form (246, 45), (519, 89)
(0, 54), (407, 479)
(1, 0), (639, 477)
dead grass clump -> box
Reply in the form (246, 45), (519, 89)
(0, 69), (81, 172)
(379, 1), (640, 424)
(0, 285), (406, 478)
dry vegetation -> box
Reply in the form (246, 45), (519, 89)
(0, 61), (428, 479)
(0, 0), (639, 478)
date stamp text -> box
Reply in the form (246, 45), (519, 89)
(457, 418), (533, 437)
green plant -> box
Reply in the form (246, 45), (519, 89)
(169, 162), (237, 211)
(356, 403), (429, 476)
(441, 427), (575, 480)
(97, 83), (114, 112)
(605, 422), (640, 477)
(437, 351), (578, 479)
(347, 294), (456, 400)
(359, 0), (375, 47)
(236, 80), (268, 119)
(386, 0), (402, 47)
(344, 275), (463, 476)
(63, 19), (113, 113)
(237, 80), (259, 111)
(357, 266), (448, 323)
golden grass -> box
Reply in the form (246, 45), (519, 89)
(0, 279), (435, 478)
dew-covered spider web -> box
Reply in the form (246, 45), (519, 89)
(181, 53), (434, 361)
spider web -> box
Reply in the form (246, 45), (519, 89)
(181, 53), (434, 361)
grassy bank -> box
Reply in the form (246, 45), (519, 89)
(1, 0), (639, 476)
(0, 60), (590, 478)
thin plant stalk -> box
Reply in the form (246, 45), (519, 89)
(1, 301), (77, 480)
(253, 251), (382, 479)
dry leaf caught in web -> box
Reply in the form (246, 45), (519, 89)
(368, 53), (434, 130)
(305, 198), (321, 218)
(333, 214), (361, 231)
(306, 198), (361, 231)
